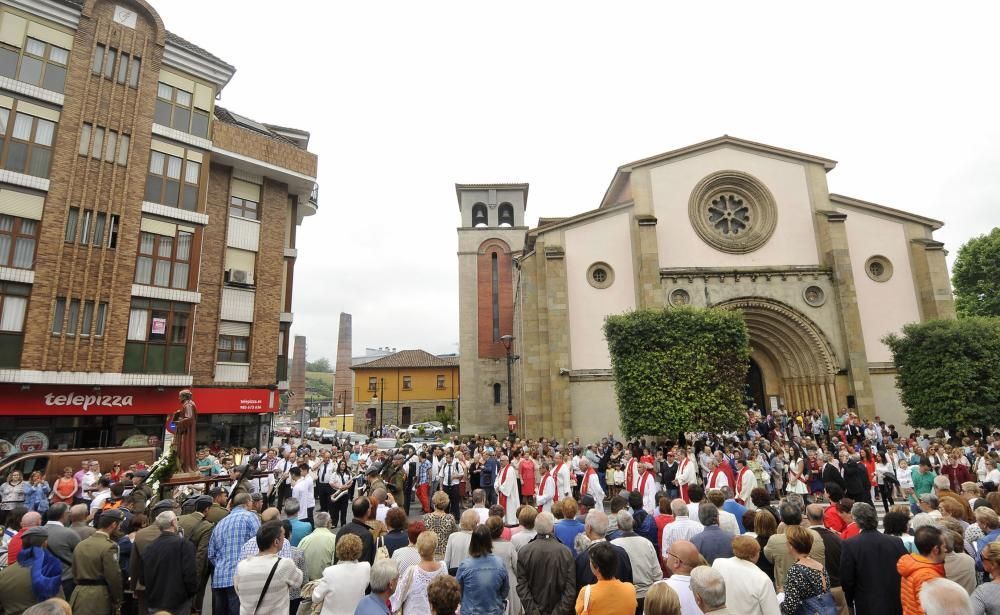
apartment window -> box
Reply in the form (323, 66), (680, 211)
(218, 334), (250, 363)
(79, 123), (129, 165)
(145, 150), (200, 211)
(436, 375), (445, 389)
(52, 297), (108, 337)
(95, 302), (107, 336)
(0, 214), (38, 269)
(368, 377), (377, 392)
(0, 108), (56, 178)
(123, 298), (191, 374)
(229, 196), (258, 220)
(155, 83), (209, 138)
(0, 38), (68, 93)
(402, 376), (412, 390)
(65, 207), (118, 249)
(0, 282), (29, 368)
(52, 297), (64, 334)
(92, 45), (140, 89)
(493, 383), (502, 405)
(66, 298), (80, 335)
(134, 230), (193, 290)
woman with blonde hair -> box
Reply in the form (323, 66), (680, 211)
(314, 534), (371, 615)
(422, 491), (457, 560)
(643, 582), (681, 615)
(390, 530), (448, 615)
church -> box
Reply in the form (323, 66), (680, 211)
(455, 136), (954, 442)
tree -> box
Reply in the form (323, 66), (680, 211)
(306, 357), (333, 372)
(604, 307), (750, 438)
(952, 227), (1000, 318)
(883, 318), (1000, 431)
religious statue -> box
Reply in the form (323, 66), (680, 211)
(173, 389), (198, 474)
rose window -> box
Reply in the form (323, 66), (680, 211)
(708, 194), (751, 236)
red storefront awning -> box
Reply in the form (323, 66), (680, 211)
(0, 385), (278, 415)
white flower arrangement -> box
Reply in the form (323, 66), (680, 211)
(146, 446), (178, 495)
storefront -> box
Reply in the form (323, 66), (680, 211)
(0, 385), (277, 455)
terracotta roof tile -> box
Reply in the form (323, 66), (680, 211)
(351, 350), (459, 370)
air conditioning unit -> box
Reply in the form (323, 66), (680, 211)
(226, 269), (254, 285)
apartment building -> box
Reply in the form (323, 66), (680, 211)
(0, 0), (318, 451)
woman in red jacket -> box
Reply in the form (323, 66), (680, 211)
(860, 448), (877, 503)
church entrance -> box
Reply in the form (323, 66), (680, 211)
(717, 297), (841, 416)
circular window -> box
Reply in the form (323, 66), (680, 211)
(865, 256), (893, 282)
(669, 288), (691, 306)
(803, 285), (826, 307)
(587, 262), (614, 289)
(688, 170), (778, 254)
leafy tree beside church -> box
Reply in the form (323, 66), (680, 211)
(952, 227), (1000, 318)
(884, 318), (1000, 431)
(604, 307), (750, 439)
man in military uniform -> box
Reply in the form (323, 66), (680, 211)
(178, 495), (214, 610)
(0, 526), (65, 612)
(129, 499), (178, 614)
(205, 488), (230, 524)
(70, 508), (124, 615)
(383, 454), (407, 503)
(367, 466), (386, 494)
(129, 471), (154, 514)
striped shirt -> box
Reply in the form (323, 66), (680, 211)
(208, 507), (261, 588)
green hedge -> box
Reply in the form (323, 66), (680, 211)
(604, 307), (750, 438)
(884, 317), (1000, 430)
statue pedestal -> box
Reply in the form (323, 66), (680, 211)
(171, 471), (203, 480)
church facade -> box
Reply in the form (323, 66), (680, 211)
(455, 137), (953, 441)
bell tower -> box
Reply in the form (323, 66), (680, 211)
(455, 184), (528, 435)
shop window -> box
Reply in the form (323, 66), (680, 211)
(0, 107), (56, 178)
(229, 196), (258, 220)
(145, 150), (200, 211)
(402, 376), (412, 390)
(92, 45), (140, 89)
(436, 375), (445, 389)
(218, 334), (250, 363)
(0, 214), (38, 269)
(0, 282), (29, 368)
(134, 230), (194, 290)
(0, 38), (68, 93)
(154, 82), (209, 138)
(123, 298), (191, 374)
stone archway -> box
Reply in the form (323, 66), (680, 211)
(715, 297), (841, 414)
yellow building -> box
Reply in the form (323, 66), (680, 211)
(351, 350), (460, 431)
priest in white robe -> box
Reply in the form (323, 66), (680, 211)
(637, 462), (659, 515)
(535, 461), (557, 513)
(676, 447), (698, 503)
(552, 452), (572, 499)
(706, 458), (729, 491)
(495, 454), (520, 525)
(578, 458), (604, 512)
(734, 457), (757, 505)
(624, 453), (640, 493)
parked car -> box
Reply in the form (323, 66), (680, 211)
(303, 427), (321, 441)
(319, 429), (339, 444)
(400, 421), (444, 436)
(373, 438), (398, 451)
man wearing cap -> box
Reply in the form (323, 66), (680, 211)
(130, 499), (178, 614)
(178, 496), (215, 608)
(139, 511), (197, 615)
(0, 526), (65, 613)
(205, 488), (230, 524)
(70, 508), (124, 615)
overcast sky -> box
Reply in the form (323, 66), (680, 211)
(156, 1), (1000, 363)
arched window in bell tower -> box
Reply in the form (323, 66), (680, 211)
(498, 202), (514, 227)
(472, 203), (488, 227)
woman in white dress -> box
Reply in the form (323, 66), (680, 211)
(786, 448), (809, 496)
(314, 534), (371, 615)
(390, 530), (448, 615)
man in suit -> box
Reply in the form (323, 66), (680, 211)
(822, 453), (846, 492)
(314, 450), (335, 514)
(138, 511), (197, 615)
(177, 496), (214, 609)
(573, 510), (632, 588)
(840, 501), (907, 615)
(806, 503), (848, 615)
(43, 502), (80, 599)
(843, 454), (873, 506)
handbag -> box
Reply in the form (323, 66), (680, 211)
(392, 566), (415, 615)
(581, 584), (592, 615)
(375, 536), (390, 560)
(796, 570), (837, 615)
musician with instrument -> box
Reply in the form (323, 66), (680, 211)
(272, 451), (296, 508)
(329, 460), (353, 527)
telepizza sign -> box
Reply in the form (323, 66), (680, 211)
(0, 385), (277, 416)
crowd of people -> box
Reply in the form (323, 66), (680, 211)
(0, 405), (999, 615)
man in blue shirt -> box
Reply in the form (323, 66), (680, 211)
(480, 449), (499, 507)
(553, 498), (585, 556)
(207, 493), (261, 615)
(690, 503), (733, 564)
(719, 486), (748, 534)
(355, 559), (398, 615)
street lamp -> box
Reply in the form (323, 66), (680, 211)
(500, 335), (519, 438)
(371, 377), (385, 436)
